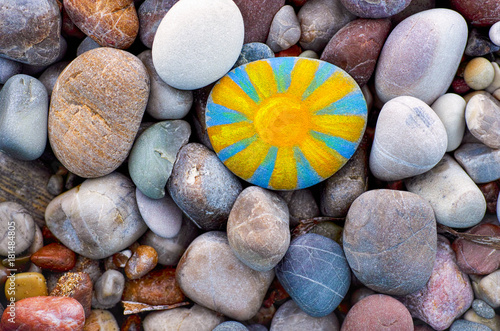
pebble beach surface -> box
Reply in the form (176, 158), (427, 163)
(2, 0), (500, 330)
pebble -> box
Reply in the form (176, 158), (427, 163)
(50, 272), (93, 318)
(138, 0), (177, 48)
(93, 270), (125, 309)
(450, 319), (493, 331)
(214, 321), (249, 331)
(4, 272), (48, 301)
(299, 50), (319, 59)
(320, 18), (391, 87)
(473, 270), (500, 308)
(152, 0), (244, 90)
(143, 304), (225, 331)
(167, 143), (243, 231)
(0, 202), (35, 255)
(0, 296), (85, 331)
(369, 96), (448, 181)
(486, 62), (500, 94)
(278, 188), (320, 228)
(138, 50), (193, 120)
(227, 186), (290, 272)
(191, 85), (215, 149)
(375, 8), (467, 104)
(344, 189), (437, 295)
(390, 0), (436, 25)
(398, 236), (474, 331)
(275, 233), (350, 317)
(0, 58), (22, 85)
(121, 315), (141, 331)
(341, 294), (413, 331)
(466, 94), (500, 149)
(76, 37), (101, 56)
(124, 245), (158, 280)
(0, 0), (62, 65)
(452, 224), (500, 275)
(233, 43), (275, 68)
(450, 0), (500, 27)
(71, 256), (103, 285)
(464, 310), (500, 331)
(297, 0), (356, 53)
(45, 172), (148, 259)
(31, 243), (77, 272)
(129, 120), (191, 199)
(431, 93), (467, 152)
(266, 5), (301, 52)
(49, 47), (150, 178)
(454, 143), (500, 184)
(465, 29), (500, 57)
(234, 0), (285, 44)
(122, 267), (185, 305)
(340, 0), (411, 18)
(270, 299), (339, 331)
(27, 224), (43, 255)
(83, 309), (119, 331)
(176, 231), (274, 320)
(490, 22), (500, 47)
(38, 61), (70, 96)
(0, 74), (48, 160)
(473, 299), (496, 319)
(64, 0), (139, 49)
(465, 58), (495, 90)
(405, 154), (486, 228)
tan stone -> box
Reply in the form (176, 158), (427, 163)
(5, 272), (48, 301)
(83, 309), (119, 331)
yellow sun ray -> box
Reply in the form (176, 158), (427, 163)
(224, 138), (271, 180)
(211, 76), (259, 120)
(245, 60), (277, 100)
(286, 59), (320, 98)
(311, 115), (366, 142)
(299, 136), (346, 178)
(269, 147), (297, 190)
(208, 122), (256, 152)
(303, 71), (356, 113)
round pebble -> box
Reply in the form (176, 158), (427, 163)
(233, 42), (275, 68)
(431, 93), (467, 152)
(0, 201), (35, 255)
(93, 270), (125, 308)
(75, 36), (100, 56)
(473, 299), (496, 319)
(143, 304), (225, 331)
(124, 245), (158, 280)
(466, 94), (500, 149)
(490, 21), (500, 47)
(83, 309), (120, 330)
(464, 58), (495, 90)
(486, 62), (500, 94)
(266, 5), (301, 52)
(270, 299), (339, 331)
(340, 0), (412, 18)
(152, 0), (244, 90)
(278, 188), (320, 227)
(214, 321), (249, 331)
(464, 310), (500, 331)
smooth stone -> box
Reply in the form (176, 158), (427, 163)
(233, 43), (275, 68)
(0, 74), (48, 160)
(452, 224), (500, 275)
(0, 296), (85, 331)
(93, 270), (125, 308)
(275, 233), (350, 317)
(122, 267), (184, 305)
(431, 93), (466, 151)
(4, 272), (48, 301)
(390, 0), (435, 25)
(143, 304), (225, 331)
(341, 294), (413, 331)
(38, 61), (70, 96)
(350, 287), (376, 305)
(450, 319), (493, 331)
(27, 225), (43, 255)
(124, 245), (158, 280)
(50, 272), (93, 318)
(278, 188), (320, 228)
(138, 0), (177, 48)
(340, 0), (411, 18)
(248, 325), (268, 331)
(45, 172), (148, 259)
(375, 8), (468, 104)
(83, 309), (119, 330)
(136, 188), (183, 238)
(266, 5), (301, 52)
(454, 143), (500, 184)
(298, 0), (356, 53)
(234, 0), (285, 44)
(0, 201), (35, 256)
(228, 186), (290, 272)
(450, 0), (500, 27)
(320, 140), (367, 218)
(299, 50), (319, 59)
(344, 189), (437, 295)
(270, 299), (339, 331)
(49, 48), (149, 178)
(310, 222), (343, 244)
(486, 62), (500, 94)
(140, 216), (199, 266)
(167, 143), (243, 231)
(152, 0), (244, 90)
(129, 120), (191, 199)
(405, 154), (486, 228)
(474, 270), (500, 308)
(20, 35), (66, 77)
(398, 236), (473, 331)
(0, 0), (62, 66)
(369, 96), (448, 181)
(464, 311), (500, 331)
(490, 22), (500, 46)
(466, 29), (500, 57)
(76, 37), (101, 56)
(0, 58), (22, 85)
(138, 50), (193, 120)
(320, 18), (391, 87)
(465, 58), (495, 91)
(473, 300), (496, 319)
(191, 85), (215, 149)
(64, 0), (139, 49)
(466, 94), (500, 149)
(31, 243), (77, 272)
(214, 321), (249, 331)
(479, 182), (500, 214)
(176, 231), (274, 320)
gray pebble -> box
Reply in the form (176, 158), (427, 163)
(473, 299), (496, 320)
(466, 94), (500, 149)
(278, 188), (320, 228)
(270, 299), (339, 331)
(266, 5), (301, 52)
(138, 0), (176, 49)
(38, 61), (70, 96)
(93, 270), (125, 308)
(234, 43), (275, 68)
(76, 37), (101, 57)
(0, 58), (22, 85)
(214, 321), (249, 331)
(450, 319), (492, 331)
(454, 143), (500, 184)
(0, 201), (35, 255)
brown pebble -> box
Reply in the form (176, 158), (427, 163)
(121, 315), (142, 331)
(83, 309), (120, 331)
(50, 272), (93, 318)
(113, 250), (133, 269)
(31, 242), (77, 272)
(479, 181), (500, 214)
(125, 245), (158, 280)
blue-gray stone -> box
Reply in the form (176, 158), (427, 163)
(450, 319), (492, 331)
(76, 37), (101, 57)
(129, 120), (191, 199)
(454, 143), (500, 184)
(233, 42), (275, 68)
(275, 233), (351, 317)
(0, 74), (48, 160)
(213, 321), (249, 331)
(472, 300), (496, 319)
(248, 325), (268, 331)
(0, 57), (22, 85)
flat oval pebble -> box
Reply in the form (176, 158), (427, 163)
(0, 201), (35, 255)
(266, 5), (301, 53)
(4, 272), (48, 301)
(369, 96), (447, 181)
(275, 233), (351, 317)
(227, 186), (290, 272)
(466, 94), (500, 149)
(340, 0), (412, 18)
(31, 242), (77, 272)
(344, 189), (437, 295)
(431, 93), (466, 152)
(450, 0), (500, 27)
(214, 321), (249, 331)
(45, 172), (148, 259)
(270, 299), (339, 331)
(206, 57), (367, 190)
(0, 74), (48, 160)
(129, 120), (191, 199)
(83, 309), (119, 331)
(138, 0), (177, 48)
(0, 0), (62, 65)
(176, 231), (274, 320)
(450, 319), (493, 331)
(93, 270), (125, 308)
(341, 294), (413, 331)
(167, 143), (242, 231)
(64, 0), (139, 49)
(234, 43), (275, 68)
(49, 47), (149, 178)
(152, 0), (244, 90)
(50, 272), (93, 318)
(143, 304), (224, 331)
(473, 299), (496, 319)
(234, 0), (285, 44)
(375, 8), (468, 104)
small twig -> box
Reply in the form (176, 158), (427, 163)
(438, 224), (500, 249)
(122, 301), (190, 315)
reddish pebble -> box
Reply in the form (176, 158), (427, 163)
(31, 242), (77, 272)
(0, 296), (85, 331)
(452, 76), (471, 95)
(50, 272), (93, 318)
(125, 245), (158, 280)
(478, 181), (500, 214)
(275, 44), (302, 57)
(61, 7), (86, 39)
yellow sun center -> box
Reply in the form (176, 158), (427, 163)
(254, 94), (312, 147)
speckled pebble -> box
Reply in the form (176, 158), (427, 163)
(464, 310), (500, 331)
(473, 300), (496, 320)
(266, 5), (301, 52)
(233, 43), (275, 68)
(450, 319), (493, 331)
(472, 270), (500, 309)
(83, 309), (120, 331)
